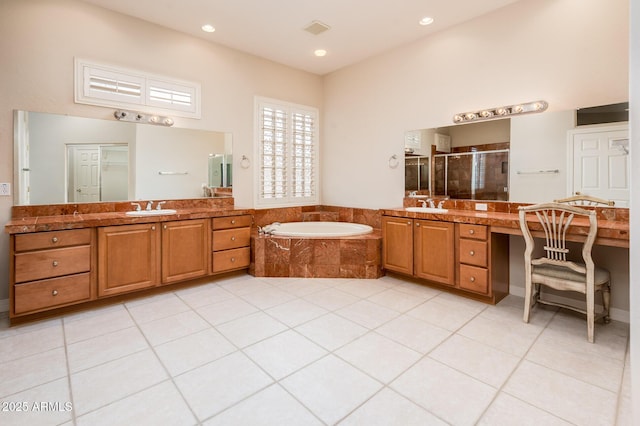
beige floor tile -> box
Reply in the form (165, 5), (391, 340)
(71, 349), (167, 415)
(336, 333), (421, 383)
(64, 306), (135, 344)
(0, 348), (67, 398)
(76, 381), (195, 426)
(429, 334), (520, 388)
(281, 354), (382, 425)
(478, 392), (573, 426)
(127, 295), (190, 324)
(265, 298), (328, 327)
(239, 286), (296, 309)
(367, 288), (430, 313)
(175, 284), (235, 309)
(0, 322), (64, 364)
(393, 280), (442, 299)
(203, 384), (322, 426)
(303, 287), (360, 311)
(221, 278), (275, 296)
(391, 357), (496, 425)
(215, 312), (287, 348)
(154, 328), (236, 376)
(295, 313), (368, 351)
(341, 388), (448, 426)
(335, 299), (399, 329)
(174, 352), (273, 421)
(195, 297), (258, 326)
(243, 330), (327, 379)
(615, 360), (633, 426)
(138, 310), (211, 346)
(334, 279), (391, 298)
(376, 314), (452, 354)
(503, 360), (618, 425)
(67, 326), (149, 373)
(273, 279), (331, 297)
(407, 297), (482, 331)
(0, 316), (61, 339)
(0, 378), (72, 426)
(458, 314), (543, 357)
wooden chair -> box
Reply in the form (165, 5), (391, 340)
(518, 203), (611, 343)
(554, 194), (615, 207)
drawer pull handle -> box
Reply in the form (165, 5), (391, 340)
(51, 237), (59, 243)
(230, 257), (236, 262)
(469, 229), (475, 235)
(152, 226), (156, 231)
(469, 250), (475, 256)
(407, 221), (411, 225)
(52, 261), (59, 267)
(231, 220), (236, 224)
(163, 225), (167, 230)
(416, 223), (420, 227)
(52, 290), (58, 296)
(470, 277), (476, 282)
(231, 236), (236, 241)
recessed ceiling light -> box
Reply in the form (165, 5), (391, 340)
(201, 24), (215, 33)
(314, 49), (327, 57)
(419, 16), (434, 26)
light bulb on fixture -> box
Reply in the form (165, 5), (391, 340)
(480, 110), (493, 118)
(419, 16), (434, 26)
(314, 49), (327, 57)
(201, 24), (215, 33)
(465, 112), (477, 120)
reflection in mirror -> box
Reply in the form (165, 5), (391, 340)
(14, 110), (232, 205)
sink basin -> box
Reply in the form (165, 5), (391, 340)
(408, 195), (430, 199)
(405, 207), (449, 214)
(125, 209), (177, 217)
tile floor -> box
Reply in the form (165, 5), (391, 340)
(0, 273), (632, 425)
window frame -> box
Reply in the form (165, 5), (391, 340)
(254, 96), (319, 208)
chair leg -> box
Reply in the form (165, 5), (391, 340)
(523, 277), (533, 323)
(586, 290), (595, 343)
(602, 283), (611, 324)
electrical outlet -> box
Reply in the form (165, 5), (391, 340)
(475, 203), (488, 211)
(0, 183), (10, 196)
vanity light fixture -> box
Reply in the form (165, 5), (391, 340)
(453, 100), (548, 124)
(114, 109), (174, 127)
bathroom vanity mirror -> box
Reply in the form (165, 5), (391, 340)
(14, 110), (232, 205)
(405, 119), (510, 201)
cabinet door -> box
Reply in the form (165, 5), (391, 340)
(414, 220), (455, 286)
(162, 219), (210, 284)
(382, 216), (413, 275)
(98, 223), (160, 297)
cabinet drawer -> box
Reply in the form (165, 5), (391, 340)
(212, 247), (250, 273)
(14, 273), (91, 314)
(458, 224), (487, 241)
(458, 239), (487, 267)
(212, 215), (252, 230)
(459, 264), (489, 295)
(15, 229), (91, 252)
(14, 245), (91, 283)
(212, 227), (251, 251)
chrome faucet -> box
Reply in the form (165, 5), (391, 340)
(145, 201), (153, 211)
(156, 201), (166, 210)
(419, 199), (436, 208)
(131, 202), (141, 211)
(437, 200), (445, 209)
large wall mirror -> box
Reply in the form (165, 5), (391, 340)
(405, 104), (630, 206)
(14, 111), (232, 205)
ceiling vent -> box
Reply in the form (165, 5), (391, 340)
(304, 20), (331, 35)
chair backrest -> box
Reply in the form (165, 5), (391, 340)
(518, 203), (598, 274)
(554, 194), (615, 207)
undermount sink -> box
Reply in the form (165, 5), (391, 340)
(125, 209), (178, 217)
(405, 207), (449, 214)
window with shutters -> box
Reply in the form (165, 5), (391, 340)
(255, 97), (319, 207)
(74, 58), (201, 118)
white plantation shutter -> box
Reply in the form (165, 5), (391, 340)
(75, 59), (201, 118)
(256, 98), (318, 207)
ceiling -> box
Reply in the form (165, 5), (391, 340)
(81, 0), (522, 75)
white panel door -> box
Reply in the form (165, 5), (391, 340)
(572, 127), (629, 206)
(73, 147), (101, 202)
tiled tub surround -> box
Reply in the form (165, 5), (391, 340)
(251, 206), (383, 279)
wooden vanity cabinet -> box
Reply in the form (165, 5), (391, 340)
(161, 219), (210, 284)
(381, 216), (413, 275)
(211, 215), (252, 273)
(98, 223), (160, 297)
(11, 229), (95, 316)
(414, 220), (455, 286)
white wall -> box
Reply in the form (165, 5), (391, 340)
(0, 0), (323, 301)
(322, 0), (628, 209)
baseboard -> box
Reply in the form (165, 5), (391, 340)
(509, 287), (629, 324)
(0, 298), (8, 313)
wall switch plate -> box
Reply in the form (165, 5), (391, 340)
(0, 183), (10, 196)
(475, 203), (488, 211)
